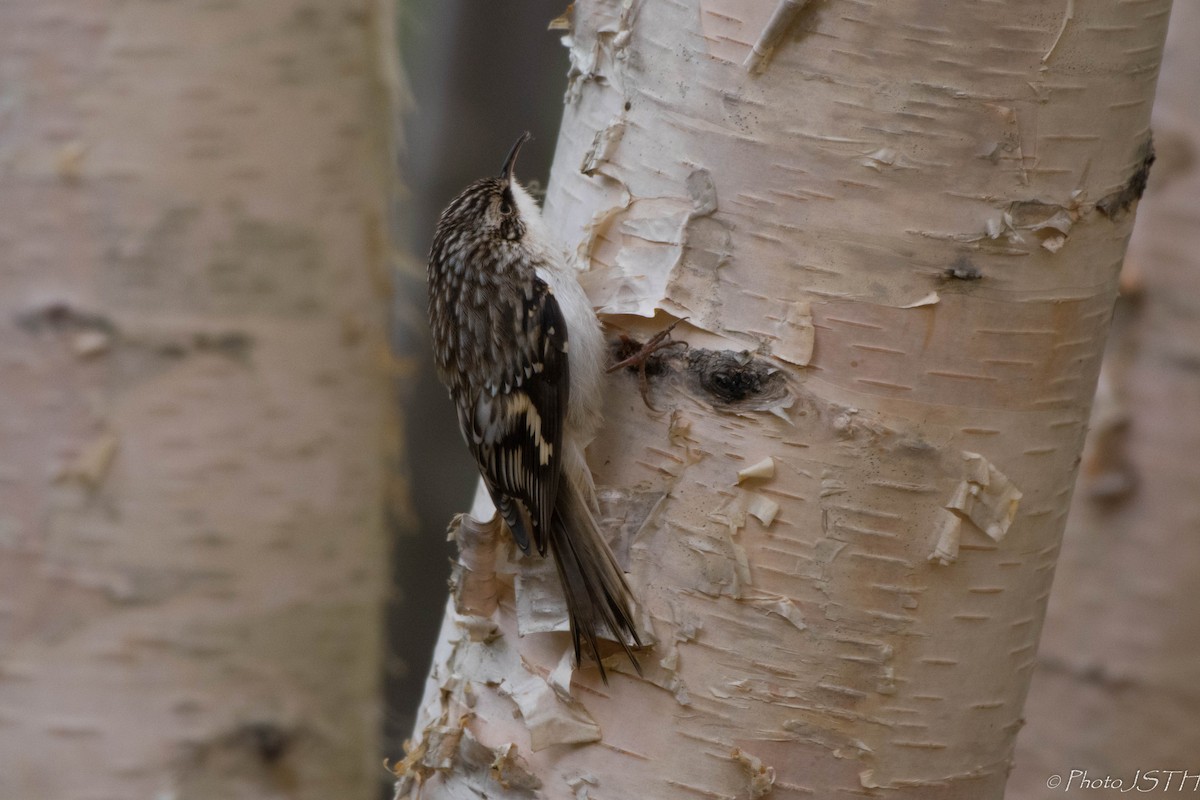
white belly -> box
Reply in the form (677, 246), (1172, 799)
(536, 262), (605, 445)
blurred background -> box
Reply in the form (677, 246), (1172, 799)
(0, 1), (1196, 798)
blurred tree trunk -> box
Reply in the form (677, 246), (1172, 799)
(1009, 4), (1200, 796)
(397, 1), (1170, 798)
(0, 1), (397, 798)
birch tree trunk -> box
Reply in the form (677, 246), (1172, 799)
(1009, 3), (1200, 795)
(398, 1), (1171, 798)
(0, 1), (397, 797)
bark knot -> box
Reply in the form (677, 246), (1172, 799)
(688, 349), (788, 408)
(1097, 135), (1156, 221)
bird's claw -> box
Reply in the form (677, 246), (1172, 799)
(607, 319), (689, 410)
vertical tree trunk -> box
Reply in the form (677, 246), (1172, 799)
(0, 1), (397, 797)
(399, 1), (1170, 798)
(1009, 3), (1200, 795)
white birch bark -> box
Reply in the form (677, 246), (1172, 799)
(0, 1), (397, 797)
(1009, 3), (1200, 795)
(399, 1), (1171, 798)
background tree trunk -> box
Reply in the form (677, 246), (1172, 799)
(399, 0), (1170, 798)
(0, 1), (396, 797)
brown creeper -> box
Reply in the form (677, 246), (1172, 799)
(427, 133), (641, 680)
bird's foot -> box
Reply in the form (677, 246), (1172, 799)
(607, 319), (688, 410)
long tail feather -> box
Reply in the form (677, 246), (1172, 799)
(548, 483), (642, 683)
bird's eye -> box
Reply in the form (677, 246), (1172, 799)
(499, 200), (513, 215)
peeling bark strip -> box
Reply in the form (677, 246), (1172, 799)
(742, 0), (814, 74)
(407, 0), (1171, 798)
(450, 513), (504, 617)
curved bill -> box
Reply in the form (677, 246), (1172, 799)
(500, 131), (532, 182)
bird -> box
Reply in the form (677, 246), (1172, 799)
(427, 132), (642, 681)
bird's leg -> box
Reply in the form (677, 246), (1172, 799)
(607, 318), (688, 409)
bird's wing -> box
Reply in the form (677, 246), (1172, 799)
(457, 277), (568, 555)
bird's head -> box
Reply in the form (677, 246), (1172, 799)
(436, 132), (537, 246)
